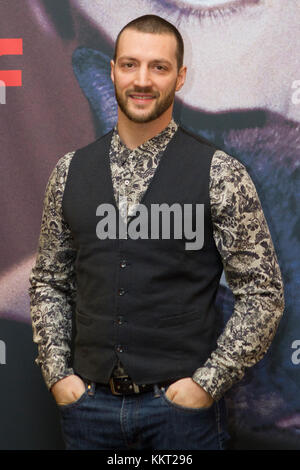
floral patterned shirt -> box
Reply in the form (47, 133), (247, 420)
(28, 118), (285, 401)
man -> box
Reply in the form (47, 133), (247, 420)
(29, 15), (284, 450)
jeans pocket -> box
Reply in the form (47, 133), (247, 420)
(57, 384), (90, 412)
(159, 385), (215, 413)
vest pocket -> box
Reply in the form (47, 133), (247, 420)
(157, 309), (201, 328)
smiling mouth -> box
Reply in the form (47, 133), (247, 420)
(129, 94), (156, 101)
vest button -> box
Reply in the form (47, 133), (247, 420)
(115, 344), (123, 353)
(118, 288), (126, 296)
(116, 316), (124, 325)
(120, 259), (127, 268)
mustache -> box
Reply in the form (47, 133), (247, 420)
(126, 89), (159, 97)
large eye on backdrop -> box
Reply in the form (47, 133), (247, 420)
(152, 0), (262, 21)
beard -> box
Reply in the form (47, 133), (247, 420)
(114, 83), (177, 123)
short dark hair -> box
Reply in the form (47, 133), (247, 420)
(113, 15), (184, 71)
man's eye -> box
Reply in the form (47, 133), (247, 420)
(155, 65), (167, 71)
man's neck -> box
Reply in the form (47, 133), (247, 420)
(116, 110), (173, 150)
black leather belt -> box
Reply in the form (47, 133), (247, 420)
(106, 376), (173, 396)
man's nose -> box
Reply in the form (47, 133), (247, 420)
(133, 65), (152, 88)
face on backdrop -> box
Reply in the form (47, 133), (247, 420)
(110, 29), (186, 124)
(69, 0), (300, 436)
(74, 0), (300, 123)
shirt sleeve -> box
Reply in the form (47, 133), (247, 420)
(28, 151), (77, 390)
(192, 150), (285, 401)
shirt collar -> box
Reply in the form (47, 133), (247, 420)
(112, 118), (178, 155)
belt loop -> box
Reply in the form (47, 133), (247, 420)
(86, 381), (96, 396)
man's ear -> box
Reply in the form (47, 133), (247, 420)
(175, 65), (187, 92)
(110, 59), (115, 84)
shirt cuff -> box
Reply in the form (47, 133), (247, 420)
(192, 363), (241, 402)
(36, 357), (75, 391)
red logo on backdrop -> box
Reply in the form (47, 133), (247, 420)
(0, 38), (23, 86)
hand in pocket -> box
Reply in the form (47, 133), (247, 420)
(51, 374), (86, 406)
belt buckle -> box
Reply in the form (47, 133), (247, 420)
(109, 377), (123, 395)
(109, 377), (141, 395)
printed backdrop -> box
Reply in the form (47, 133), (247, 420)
(0, 0), (299, 450)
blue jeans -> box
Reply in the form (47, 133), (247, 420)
(58, 381), (230, 450)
